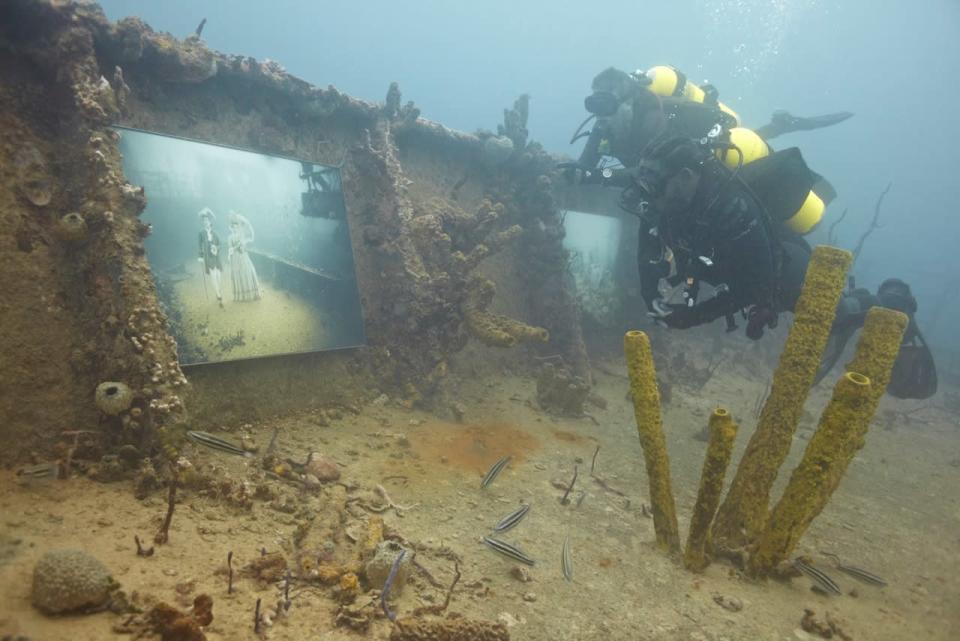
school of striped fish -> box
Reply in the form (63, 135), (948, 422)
(479, 455), (578, 580)
(793, 555), (887, 597)
(129, 424), (894, 598)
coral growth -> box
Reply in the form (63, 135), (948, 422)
(349, 122), (548, 403)
(360, 516), (385, 561)
(145, 594), (213, 641)
(337, 572), (360, 603)
(31, 549), (115, 614)
(243, 554), (288, 584)
(684, 408), (738, 572)
(713, 246), (852, 551)
(497, 94), (529, 150)
(846, 307), (909, 402)
(509, 173), (592, 381)
(55, 212), (88, 243)
(800, 608), (852, 640)
(13, 143), (54, 206)
(535, 362), (590, 416)
(464, 278), (548, 348)
(749, 371), (878, 576)
(364, 541), (410, 594)
(741, 306), (904, 576)
(391, 616), (510, 641)
(95, 381), (133, 415)
(0, 1), (588, 459)
(623, 331), (680, 553)
(0, 1), (190, 464)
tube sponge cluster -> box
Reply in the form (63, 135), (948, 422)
(750, 372), (872, 575)
(621, 246), (902, 577)
(712, 246), (852, 551)
(749, 307), (909, 575)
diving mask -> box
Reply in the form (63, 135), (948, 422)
(584, 91), (621, 117)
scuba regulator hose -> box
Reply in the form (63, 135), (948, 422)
(700, 140), (745, 218)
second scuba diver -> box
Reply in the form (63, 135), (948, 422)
(566, 65), (936, 399)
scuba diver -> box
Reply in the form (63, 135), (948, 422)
(568, 66), (853, 182)
(817, 278), (937, 397)
(564, 65), (936, 399)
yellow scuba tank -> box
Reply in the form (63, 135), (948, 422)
(645, 65), (741, 125)
(718, 127), (825, 234)
(644, 64), (826, 234)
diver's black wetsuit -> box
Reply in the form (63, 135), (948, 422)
(638, 162), (808, 329)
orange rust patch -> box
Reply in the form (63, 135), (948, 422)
(407, 420), (539, 474)
(597, 558), (614, 568)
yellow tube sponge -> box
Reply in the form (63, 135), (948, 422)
(846, 307), (908, 405)
(749, 372), (873, 576)
(684, 408), (738, 572)
(499, 316), (549, 343)
(464, 276), (548, 347)
(624, 330), (680, 553)
(465, 310), (517, 347)
(713, 246), (852, 551)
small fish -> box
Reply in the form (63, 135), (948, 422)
(562, 535), (573, 581)
(187, 430), (253, 457)
(16, 462), (61, 482)
(794, 557), (842, 596)
(834, 564), (887, 587)
(483, 536), (535, 566)
(480, 455), (511, 489)
(820, 552), (887, 587)
(494, 504), (530, 532)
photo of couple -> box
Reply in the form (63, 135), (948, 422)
(116, 127), (366, 365)
(197, 207), (262, 309)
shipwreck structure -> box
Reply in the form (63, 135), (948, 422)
(0, 0), (591, 465)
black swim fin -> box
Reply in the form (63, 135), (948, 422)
(756, 110), (854, 140)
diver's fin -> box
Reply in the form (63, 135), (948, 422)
(814, 325), (857, 386)
(811, 173), (838, 205)
(756, 110), (854, 140)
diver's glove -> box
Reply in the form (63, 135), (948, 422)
(745, 305), (778, 340)
(647, 299), (700, 330)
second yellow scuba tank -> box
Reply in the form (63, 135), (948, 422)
(718, 127), (825, 234)
(645, 65), (827, 235)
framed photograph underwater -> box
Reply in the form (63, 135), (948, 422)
(561, 209), (625, 327)
(115, 126), (366, 365)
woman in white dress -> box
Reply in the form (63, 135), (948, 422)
(227, 211), (262, 302)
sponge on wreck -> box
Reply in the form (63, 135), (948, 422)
(749, 371), (874, 575)
(32, 549), (115, 614)
(466, 311), (549, 347)
(391, 617), (509, 641)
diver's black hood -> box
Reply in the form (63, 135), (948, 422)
(878, 278), (918, 315)
(584, 67), (651, 116)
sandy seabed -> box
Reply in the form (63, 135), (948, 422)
(1, 354), (958, 641)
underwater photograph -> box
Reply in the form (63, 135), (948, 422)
(116, 127), (364, 365)
(0, 1), (957, 640)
